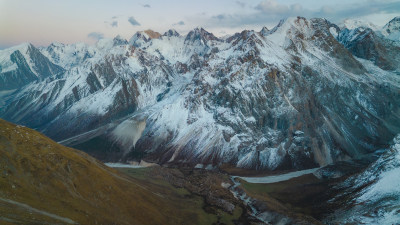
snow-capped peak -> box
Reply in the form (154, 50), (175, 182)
(267, 18), (287, 35)
(113, 35), (128, 46)
(0, 43), (32, 75)
(163, 29), (180, 37)
(1, 42), (32, 54)
(2, 16), (400, 174)
(383, 16), (400, 32)
(96, 38), (114, 51)
(382, 16), (400, 41)
(260, 26), (270, 36)
(129, 30), (161, 46)
(339, 19), (379, 30)
(185, 27), (221, 44)
(262, 17), (312, 39)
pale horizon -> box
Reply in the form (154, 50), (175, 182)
(1, 0), (399, 49)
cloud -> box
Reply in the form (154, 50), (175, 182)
(254, 0), (305, 16)
(142, 4), (151, 8)
(105, 16), (119, 28)
(88, 32), (104, 40)
(255, 0), (290, 14)
(200, 0), (400, 29)
(313, 0), (400, 19)
(213, 14), (225, 20)
(111, 21), (118, 27)
(173, 21), (185, 26)
(254, 0), (400, 21)
(235, 1), (245, 8)
(128, 16), (141, 26)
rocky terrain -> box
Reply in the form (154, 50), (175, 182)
(0, 119), (399, 224)
(0, 118), (327, 224)
(324, 134), (400, 224)
(1, 17), (400, 172)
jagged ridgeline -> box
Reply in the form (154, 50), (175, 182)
(1, 17), (400, 170)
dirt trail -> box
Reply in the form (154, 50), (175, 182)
(0, 197), (76, 224)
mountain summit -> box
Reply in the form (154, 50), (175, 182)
(382, 16), (400, 41)
(1, 16), (400, 170)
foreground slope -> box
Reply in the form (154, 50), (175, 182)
(325, 134), (400, 224)
(0, 119), (212, 224)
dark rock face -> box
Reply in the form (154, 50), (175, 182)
(0, 44), (64, 90)
(0, 50), (37, 90)
(113, 35), (128, 46)
(1, 17), (400, 170)
(338, 27), (400, 71)
(129, 18), (400, 170)
(185, 28), (221, 45)
(163, 29), (180, 37)
(383, 16), (400, 35)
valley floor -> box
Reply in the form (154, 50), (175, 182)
(115, 162), (368, 225)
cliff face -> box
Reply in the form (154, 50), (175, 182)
(1, 17), (400, 170)
(0, 43), (64, 91)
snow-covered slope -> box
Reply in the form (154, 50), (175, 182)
(339, 19), (379, 30)
(338, 18), (400, 72)
(1, 16), (400, 170)
(382, 16), (400, 42)
(0, 43), (64, 90)
(327, 134), (400, 224)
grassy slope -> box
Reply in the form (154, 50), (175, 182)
(117, 167), (243, 225)
(0, 119), (240, 224)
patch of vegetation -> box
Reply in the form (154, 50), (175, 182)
(118, 167), (243, 225)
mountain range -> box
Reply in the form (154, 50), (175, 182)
(1, 16), (400, 171)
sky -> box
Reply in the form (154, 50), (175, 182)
(0, 0), (399, 49)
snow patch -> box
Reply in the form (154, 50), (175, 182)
(111, 118), (146, 154)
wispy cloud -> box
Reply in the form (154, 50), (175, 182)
(88, 32), (104, 40)
(213, 14), (225, 20)
(235, 1), (246, 8)
(173, 21), (185, 26)
(200, 0), (400, 29)
(313, 0), (400, 19)
(142, 4), (151, 8)
(128, 16), (141, 26)
(105, 16), (119, 28)
(111, 21), (118, 27)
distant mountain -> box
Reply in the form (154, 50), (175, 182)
(339, 19), (379, 30)
(1, 16), (400, 170)
(0, 43), (64, 90)
(382, 16), (400, 41)
(338, 18), (400, 71)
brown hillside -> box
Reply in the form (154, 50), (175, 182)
(0, 119), (192, 224)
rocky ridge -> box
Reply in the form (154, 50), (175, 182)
(1, 17), (400, 170)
